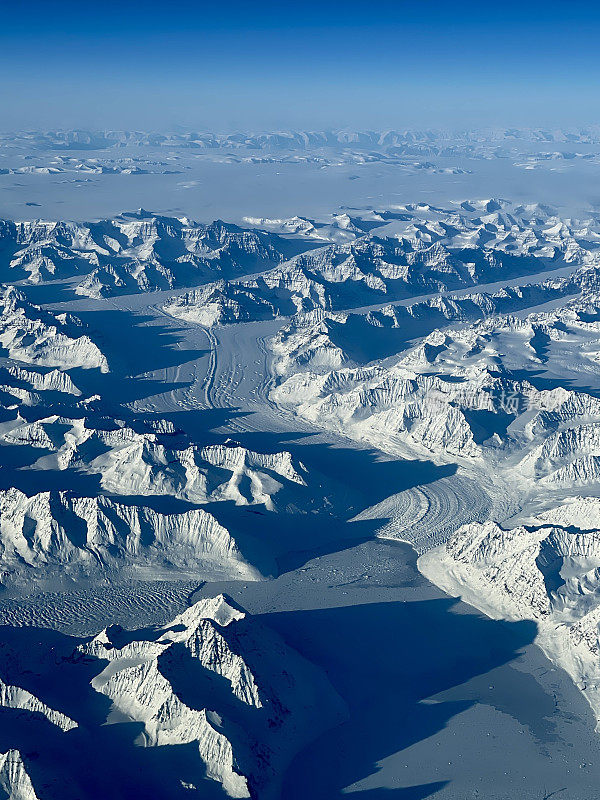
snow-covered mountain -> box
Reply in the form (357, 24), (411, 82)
(0, 488), (258, 584)
(0, 286), (107, 370)
(7, 188), (600, 793)
(270, 296), (599, 461)
(0, 406), (320, 584)
(4, 199), (600, 304)
(0, 595), (343, 800)
(7, 127), (600, 153)
(0, 282), (330, 587)
(82, 594), (343, 798)
(1, 414), (307, 505)
(0, 212), (311, 297)
(0, 751), (39, 800)
(164, 201), (600, 325)
(419, 495), (600, 725)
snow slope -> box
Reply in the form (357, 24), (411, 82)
(0, 213), (313, 297)
(7, 187), (600, 795)
(419, 496), (600, 725)
(0, 488), (257, 583)
(0, 595), (343, 800)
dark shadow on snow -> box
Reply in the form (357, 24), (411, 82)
(267, 590), (537, 799)
(0, 625), (229, 800)
(349, 784), (450, 800)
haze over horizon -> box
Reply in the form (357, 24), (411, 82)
(3, 0), (600, 131)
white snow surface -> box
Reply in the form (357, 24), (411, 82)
(6, 151), (600, 795)
(0, 751), (39, 800)
(419, 496), (600, 725)
(0, 487), (257, 582)
(80, 594), (343, 799)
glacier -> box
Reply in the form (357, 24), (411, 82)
(3, 129), (600, 798)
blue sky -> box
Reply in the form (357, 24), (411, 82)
(2, 0), (599, 130)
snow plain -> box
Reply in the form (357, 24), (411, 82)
(4, 128), (600, 224)
(3, 129), (600, 798)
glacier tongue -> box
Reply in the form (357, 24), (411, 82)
(7, 192), (600, 794)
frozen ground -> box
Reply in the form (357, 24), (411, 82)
(3, 129), (600, 798)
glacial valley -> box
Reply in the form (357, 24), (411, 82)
(3, 129), (600, 798)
